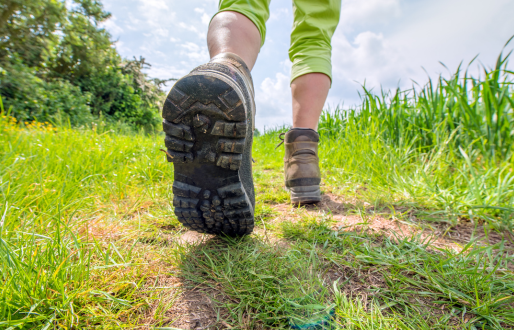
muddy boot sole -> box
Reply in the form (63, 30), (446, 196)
(162, 70), (254, 236)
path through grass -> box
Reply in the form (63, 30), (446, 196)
(1, 117), (512, 329)
(1, 54), (513, 328)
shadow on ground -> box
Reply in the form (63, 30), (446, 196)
(154, 193), (514, 329)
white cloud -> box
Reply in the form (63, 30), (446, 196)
(255, 72), (292, 130)
(177, 21), (205, 38)
(329, 0), (514, 106)
(137, 0), (174, 28)
(152, 27), (169, 38)
(147, 64), (188, 90)
(101, 15), (123, 36)
(125, 14), (142, 31)
(201, 13), (211, 25)
(269, 8), (289, 22)
(109, 0), (175, 47)
(181, 42), (200, 52)
(331, 31), (411, 89)
(340, 0), (400, 30)
(112, 40), (132, 55)
(388, 0), (514, 74)
(139, 46), (166, 58)
(139, 0), (168, 11)
(180, 42), (209, 62)
(279, 59), (292, 72)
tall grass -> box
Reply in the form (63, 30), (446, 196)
(0, 111), (174, 327)
(319, 47), (514, 161)
(315, 49), (514, 227)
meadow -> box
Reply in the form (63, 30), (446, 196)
(0, 52), (513, 329)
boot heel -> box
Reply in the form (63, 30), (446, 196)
(289, 185), (321, 204)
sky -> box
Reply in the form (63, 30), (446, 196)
(100, 0), (514, 131)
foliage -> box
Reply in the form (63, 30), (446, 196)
(310, 48), (514, 226)
(0, 0), (166, 129)
(319, 45), (514, 161)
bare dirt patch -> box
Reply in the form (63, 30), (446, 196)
(89, 192), (513, 328)
(165, 287), (221, 330)
(269, 193), (514, 251)
(432, 221), (514, 248)
(78, 214), (132, 241)
(177, 230), (214, 245)
(325, 264), (388, 312)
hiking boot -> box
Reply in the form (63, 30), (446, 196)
(282, 128), (321, 204)
(161, 53), (255, 236)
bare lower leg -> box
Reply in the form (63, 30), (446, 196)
(291, 73), (331, 130)
(207, 11), (261, 70)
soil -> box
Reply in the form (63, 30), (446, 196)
(166, 288), (220, 330)
(96, 192), (513, 328)
(272, 193), (514, 251)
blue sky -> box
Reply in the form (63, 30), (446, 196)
(101, 0), (514, 130)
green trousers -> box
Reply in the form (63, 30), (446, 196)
(217, 0), (342, 83)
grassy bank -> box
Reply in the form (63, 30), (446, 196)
(0, 53), (513, 328)
(257, 52), (514, 229)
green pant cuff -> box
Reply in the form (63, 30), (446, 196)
(290, 57), (333, 85)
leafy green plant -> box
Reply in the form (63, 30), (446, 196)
(0, 0), (167, 130)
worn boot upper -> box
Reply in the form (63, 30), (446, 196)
(283, 128), (321, 188)
(208, 53), (256, 131)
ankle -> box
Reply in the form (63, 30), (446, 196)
(285, 128), (319, 143)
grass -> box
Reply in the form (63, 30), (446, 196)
(0, 116), (178, 327)
(179, 236), (333, 328)
(0, 51), (513, 329)
(180, 218), (514, 329)
(315, 49), (514, 231)
(280, 218), (514, 328)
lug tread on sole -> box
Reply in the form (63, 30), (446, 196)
(172, 180), (253, 235)
(163, 74), (254, 236)
(162, 76), (254, 236)
(162, 85), (248, 170)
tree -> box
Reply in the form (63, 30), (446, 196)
(0, 0), (166, 129)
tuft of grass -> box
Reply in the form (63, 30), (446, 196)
(319, 46), (514, 160)
(278, 217), (514, 329)
(178, 236), (334, 329)
(0, 114), (178, 327)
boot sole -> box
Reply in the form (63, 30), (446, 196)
(289, 185), (321, 204)
(162, 71), (254, 236)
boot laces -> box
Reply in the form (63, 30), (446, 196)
(275, 132), (286, 150)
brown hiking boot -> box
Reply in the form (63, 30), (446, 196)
(281, 128), (321, 204)
(162, 53), (256, 236)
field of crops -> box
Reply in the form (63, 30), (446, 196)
(0, 54), (513, 329)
